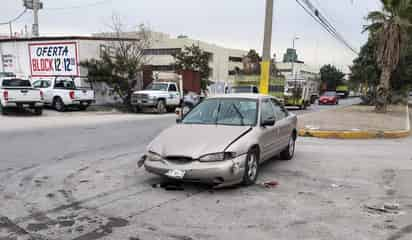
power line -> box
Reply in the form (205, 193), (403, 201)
(0, 9), (28, 25)
(44, 0), (112, 11)
(295, 0), (358, 55)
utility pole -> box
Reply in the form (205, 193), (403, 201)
(259, 0), (274, 95)
(32, 0), (39, 37)
(23, 0), (43, 37)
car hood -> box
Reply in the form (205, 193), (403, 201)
(148, 124), (252, 159)
(133, 90), (168, 95)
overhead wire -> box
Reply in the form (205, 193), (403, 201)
(44, 0), (112, 11)
(295, 0), (358, 55)
(0, 9), (28, 25)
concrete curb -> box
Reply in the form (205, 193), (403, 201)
(299, 106), (411, 139)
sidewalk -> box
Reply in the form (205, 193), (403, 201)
(298, 105), (410, 139)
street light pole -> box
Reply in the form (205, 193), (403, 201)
(259, 0), (274, 95)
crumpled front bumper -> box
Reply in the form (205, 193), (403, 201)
(140, 154), (247, 187)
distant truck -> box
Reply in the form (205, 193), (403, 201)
(336, 85), (349, 98)
(32, 77), (95, 111)
(131, 82), (181, 113)
(0, 78), (44, 115)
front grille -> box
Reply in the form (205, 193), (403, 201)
(165, 156), (194, 164)
(131, 93), (148, 103)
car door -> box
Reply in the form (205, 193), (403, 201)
(259, 98), (280, 161)
(42, 80), (53, 104)
(167, 84), (180, 106)
(271, 98), (290, 149)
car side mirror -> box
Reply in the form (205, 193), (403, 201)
(262, 118), (275, 127)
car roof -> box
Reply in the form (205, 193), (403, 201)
(207, 93), (273, 100)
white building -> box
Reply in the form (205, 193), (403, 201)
(0, 33), (247, 103)
(94, 31), (247, 82)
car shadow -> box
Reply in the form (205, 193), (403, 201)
(1, 108), (40, 117)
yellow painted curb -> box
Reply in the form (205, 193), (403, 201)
(298, 129), (410, 139)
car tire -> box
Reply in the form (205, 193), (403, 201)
(156, 100), (166, 114)
(53, 97), (65, 112)
(0, 104), (8, 116)
(280, 134), (296, 161)
(79, 105), (89, 111)
(242, 148), (260, 186)
(133, 106), (141, 113)
(34, 107), (43, 116)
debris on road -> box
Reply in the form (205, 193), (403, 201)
(384, 203), (400, 211)
(364, 203), (404, 215)
(152, 182), (184, 191)
(259, 181), (279, 188)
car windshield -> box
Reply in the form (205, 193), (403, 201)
(323, 91), (336, 96)
(2, 78), (31, 87)
(231, 86), (252, 93)
(182, 98), (258, 126)
(55, 79), (76, 89)
(145, 83), (168, 91)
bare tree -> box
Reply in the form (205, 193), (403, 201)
(81, 14), (152, 105)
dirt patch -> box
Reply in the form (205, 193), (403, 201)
(72, 217), (129, 240)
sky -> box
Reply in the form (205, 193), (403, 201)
(1, 0), (382, 73)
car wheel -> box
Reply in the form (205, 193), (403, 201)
(34, 107), (43, 116)
(280, 134), (296, 160)
(242, 148), (260, 185)
(53, 97), (65, 112)
(133, 106), (141, 113)
(0, 104), (8, 115)
(79, 105), (89, 111)
(156, 100), (166, 114)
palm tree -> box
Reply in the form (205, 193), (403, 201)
(364, 0), (412, 112)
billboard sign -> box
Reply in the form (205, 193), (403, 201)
(29, 42), (79, 77)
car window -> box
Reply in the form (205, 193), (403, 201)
(44, 81), (51, 88)
(260, 99), (275, 123)
(271, 99), (287, 121)
(183, 98), (258, 126)
(55, 79), (76, 89)
(168, 84), (177, 92)
(2, 78), (31, 87)
(32, 80), (42, 88)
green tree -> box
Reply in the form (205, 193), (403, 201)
(81, 17), (151, 105)
(364, 0), (412, 112)
(173, 44), (211, 90)
(243, 49), (261, 75)
(349, 37), (380, 93)
(320, 64), (345, 91)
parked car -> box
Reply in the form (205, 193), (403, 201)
(32, 77), (95, 111)
(131, 82), (181, 113)
(319, 91), (339, 105)
(0, 78), (44, 115)
(138, 94), (298, 187)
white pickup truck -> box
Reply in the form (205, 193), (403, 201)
(131, 82), (181, 113)
(0, 78), (44, 115)
(32, 77), (95, 111)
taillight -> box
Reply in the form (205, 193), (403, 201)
(40, 91), (44, 100)
(69, 91), (75, 100)
(3, 91), (8, 101)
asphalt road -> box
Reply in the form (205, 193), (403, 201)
(1, 102), (411, 240)
(287, 97), (361, 115)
